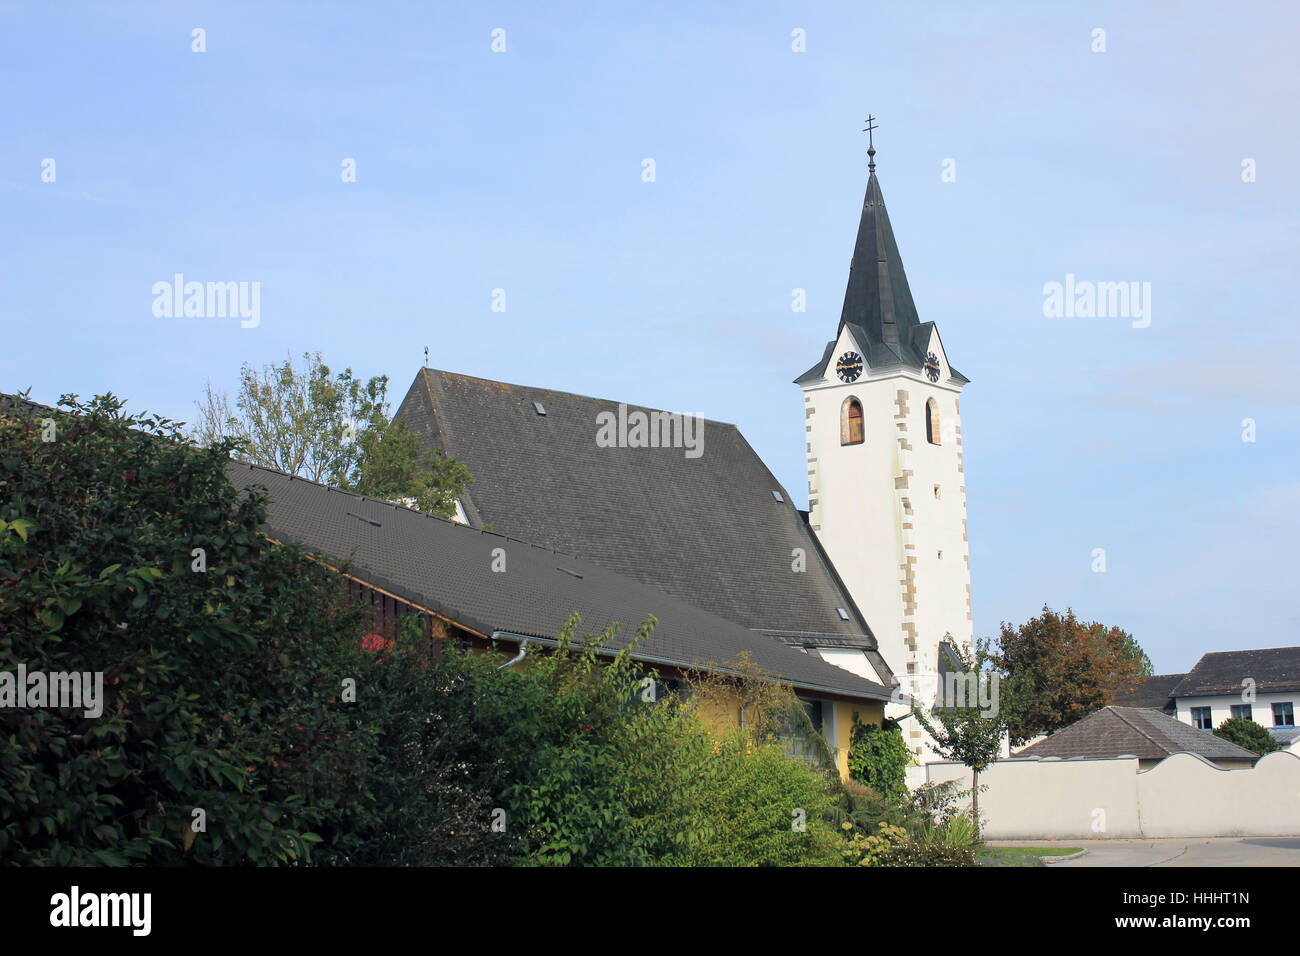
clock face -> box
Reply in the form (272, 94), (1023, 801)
(836, 351), (864, 383)
(924, 351), (941, 382)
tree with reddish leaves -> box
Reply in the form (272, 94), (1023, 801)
(992, 605), (1153, 746)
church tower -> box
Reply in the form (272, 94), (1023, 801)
(795, 132), (972, 758)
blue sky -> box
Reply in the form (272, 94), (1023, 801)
(2, 1), (1296, 673)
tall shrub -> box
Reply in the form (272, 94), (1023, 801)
(846, 716), (909, 802)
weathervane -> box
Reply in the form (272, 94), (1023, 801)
(862, 114), (878, 172)
(424, 345), (429, 367)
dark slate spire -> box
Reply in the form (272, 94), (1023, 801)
(796, 129), (968, 386)
(837, 152), (922, 357)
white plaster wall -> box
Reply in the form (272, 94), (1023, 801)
(1173, 692), (1297, 731)
(815, 647), (884, 684)
(926, 758), (1142, 839)
(924, 751), (1300, 840)
(802, 325), (971, 760)
(1135, 751), (1300, 838)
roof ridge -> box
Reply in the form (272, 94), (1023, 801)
(1108, 706), (1174, 755)
(1196, 646), (1299, 658)
(422, 367), (739, 429)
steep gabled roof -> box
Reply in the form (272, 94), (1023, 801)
(393, 368), (893, 684)
(1017, 706), (1257, 764)
(1172, 647), (1300, 698)
(224, 461), (895, 703)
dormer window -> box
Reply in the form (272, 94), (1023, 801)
(841, 397), (864, 446)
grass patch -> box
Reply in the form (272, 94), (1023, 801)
(978, 845), (1082, 867)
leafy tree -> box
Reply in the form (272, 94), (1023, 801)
(191, 352), (470, 517)
(0, 393), (382, 864)
(993, 605), (1151, 744)
(349, 416), (470, 518)
(1116, 630), (1155, 679)
(1213, 716), (1282, 757)
(912, 640), (1005, 828)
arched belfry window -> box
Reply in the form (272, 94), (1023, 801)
(841, 397), (864, 446)
(926, 398), (940, 445)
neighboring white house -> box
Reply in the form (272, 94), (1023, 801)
(1115, 646), (1299, 746)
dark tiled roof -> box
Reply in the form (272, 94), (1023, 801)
(393, 368), (893, 684)
(1017, 706), (1258, 764)
(1172, 647), (1300, 698)
(224, 462), (895, 704)
(1111, 673), (1185, 713)
(0, 393), (57, 416)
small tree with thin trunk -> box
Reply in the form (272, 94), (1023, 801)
(911, 639), (1005, 829)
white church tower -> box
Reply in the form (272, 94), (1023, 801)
(795, 132), (973, 759)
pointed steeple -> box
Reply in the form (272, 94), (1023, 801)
(837, 143), (922, 358)
(795, 125), (968, 387)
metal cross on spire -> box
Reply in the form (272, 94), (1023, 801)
(862, 114), (878, 172)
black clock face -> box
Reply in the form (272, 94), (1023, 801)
(836, 351), (864, 382)
(924, 351), (941, 382)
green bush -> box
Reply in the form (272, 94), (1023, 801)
(827, 778), (917, 835)
(841, 819), (978, 867)
(846, 716), (910, 802)
(0, 394), (385, 864)
(1213, 716), (1280, 757)
(683, 733), (841, 866)
(921, 810), (980, 849)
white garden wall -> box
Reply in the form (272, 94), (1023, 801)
(924, 751), (1300, 840)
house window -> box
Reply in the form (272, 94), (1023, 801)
(1191, 706), (1212, 730)
(1273, 702), (1295, 727)
(781, 698), (827, 767)
(1230, 704), (1253, 722)
(801, 698), (824, 734)
(840, 397), (864, 445)
(925, 398), (940, 445)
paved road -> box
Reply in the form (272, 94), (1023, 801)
(990, 836), (1300, 866)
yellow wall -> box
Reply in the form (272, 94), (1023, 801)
(696, 687), (744, 730)
(690, 686), (885, 781)
(831, 699), (885, 780)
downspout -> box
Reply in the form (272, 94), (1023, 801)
(493, 632), (530, 669)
